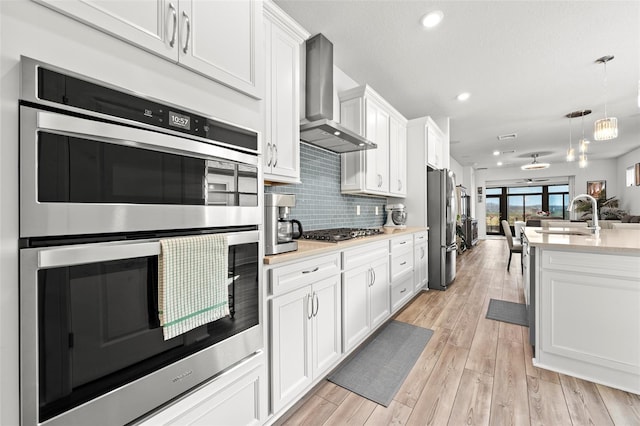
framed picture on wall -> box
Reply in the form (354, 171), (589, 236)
(587, 180), (606, 199)
(627, 166), (635, 187)
(636, 163), (640, 186)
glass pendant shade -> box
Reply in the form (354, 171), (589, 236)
(566, 147), (575, 162)
(579, 153), (588, 168)
(579, 139), (589, 153)
(594, 117), (618, 140)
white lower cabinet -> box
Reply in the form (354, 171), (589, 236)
(342, 241), (390, 352)
(137, 352), (267, 426)
(269, 254), (341, 413)
(414, 231), (428, 292)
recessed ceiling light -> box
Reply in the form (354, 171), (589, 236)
(456, 92), (470, 101)
(421, 10), (444, 28)
(497, 161), (503, 166)
(493, 150), (500, 156)
(334, 131), (341, 136)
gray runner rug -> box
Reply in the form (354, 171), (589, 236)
(327, 320), (433, 406)
(486, 299), (528, 326)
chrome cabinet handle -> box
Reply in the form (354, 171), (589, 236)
(182, 11), (191, 54)
(302, 267), (319, 274)
(307, 293), (313, 320)
(421, 247), (425, 259)
(400, 261), (407, 266)
(400, 288), (407, 294)
(168, 3), (178, 47)
(400, 241), (407, 245)
(371, 267), (376, 285)
(368, 267), (373, 287)
(266, 143), (272, 166)
(273, 144), (278, 167)
(313, 292), (319, 317)
(398, 179), (402, 191)
(378, 174), (382, 188)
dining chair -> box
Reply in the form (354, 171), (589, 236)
(501, 220), (522, 271)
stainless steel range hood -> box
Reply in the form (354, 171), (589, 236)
(300, 34), (376, 153)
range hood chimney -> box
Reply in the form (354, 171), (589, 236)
(300, 34), (377, 153)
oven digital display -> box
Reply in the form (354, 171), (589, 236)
(169, 111), (191, 130)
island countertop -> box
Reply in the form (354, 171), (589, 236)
(523, 227), (640, 254)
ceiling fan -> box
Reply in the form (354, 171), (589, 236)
(517, 178), (550, 184)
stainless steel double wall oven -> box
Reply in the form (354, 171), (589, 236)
(19, 57), (263, 426)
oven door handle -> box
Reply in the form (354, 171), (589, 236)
(38, 230), (259, 268)
(34, 110), (258, 167)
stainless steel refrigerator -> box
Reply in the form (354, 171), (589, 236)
(427, 168), (457, 290)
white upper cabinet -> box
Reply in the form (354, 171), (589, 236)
(263, 1), (308, 183)
(179, 0), (263, 98)
(426, 119), (444, 169)
(33, 0), (264, 99)
(389, 114), (407, 197)
(339, 85), (406, 197)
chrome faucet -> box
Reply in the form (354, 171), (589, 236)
(568, 194), (600, 234)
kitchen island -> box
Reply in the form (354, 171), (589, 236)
(523, 227), (640, 395)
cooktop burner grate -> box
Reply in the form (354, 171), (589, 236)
(302, 227), (384, 242)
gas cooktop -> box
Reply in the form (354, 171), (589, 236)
(302, 227), (384, 243)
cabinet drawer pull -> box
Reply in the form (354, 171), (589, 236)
(400, 241), (407, 245)
(273, 144), (278, 167)
(400, 261), (407, 266)
(302, 267), (319, 274)
(400, 288), (407, 294)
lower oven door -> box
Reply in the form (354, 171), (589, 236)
(20, 230), (261, 426)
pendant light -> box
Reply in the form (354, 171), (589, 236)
(594, 55), (618, 140)
(579, 110), (591, 168)
(566, 114), (575, 162)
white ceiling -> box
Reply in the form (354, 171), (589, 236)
(275, 0), (640, 170)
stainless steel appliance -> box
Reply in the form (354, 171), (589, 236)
(265, 193), (302, 255)
(302, 227), (384, 242)
(427, 169), (457, 290)
(299, 34), (377, 153)
(384, 204), (407, 228)
(19, 57), (263, 426)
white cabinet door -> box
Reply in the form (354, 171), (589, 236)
(34, 0), (174, 57)
(389, 115), (407, 197)
(342, 263), (371, 352)
(369, 254), (390, 329)
(270, 286), (312, 413)
(311, 275), (342, 378)
(414, 232), (428, 291)
(364, 98), (390, 194)
(426, 122), (443, 169)
(263, 8), (304, 182)
(179, 0), (263, 98)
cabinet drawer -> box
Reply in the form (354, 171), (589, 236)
(270, 253), (340, 296)
(390, 234), (413, 253)
(138, 353), (266, 425)
(413, 231), (428, 244)
(391, 275), (413, 312)
(541, 250), (640, 279)
(342, 240), (388, 270)
(391, 250), (414, 281)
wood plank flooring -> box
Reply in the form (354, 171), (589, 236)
(278, 239), (640, 426)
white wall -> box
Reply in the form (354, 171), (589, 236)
(617, 146), (640, 215)
(474, 159), (619, 237)
(1, 3), (263, 423)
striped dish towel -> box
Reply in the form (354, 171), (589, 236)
(158, 234), (229, 340)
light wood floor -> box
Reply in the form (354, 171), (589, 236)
(278, 239), (640, 426)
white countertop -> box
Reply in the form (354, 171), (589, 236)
(523, 227), (640, 254)
(264, 227), (428, 265)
